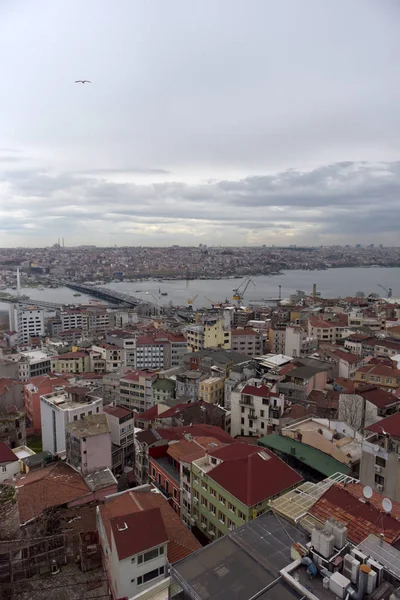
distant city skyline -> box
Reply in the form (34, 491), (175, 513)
(1, 0), (399, 247)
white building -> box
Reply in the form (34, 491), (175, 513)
(9, 304), (45, 344)
(230, 379), (285, 437)
(285, 326), (318, 358)
(0, 442), (19, 482)
(104, 405), (135, 466)
(60, 309), (88, 331)
(40, 386), (103, 456)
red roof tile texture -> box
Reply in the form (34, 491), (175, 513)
(0, 442), (18, 463)
(208, 443), (302, 506)
(309, 484), (400, 545)
(110, 508), (168, 559)
(366, 411), (400, 437)
(104, 405), (134, 419)
(241, 384), (279, 398)
(167, 437), (225, 462)
(8, 463), (90, 524)
(99, 490), (201, 564)
(357, 385), (400, 409)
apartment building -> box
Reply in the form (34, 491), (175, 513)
(185, 318), (230, 353)
(360, 412), (400, 502)
(0, 407), (26, 449)
(60, 309), (88, 331)
(354, 363), (400, 391)
(285, 326), (318, 358)
(307, 315), (347, 344)
(9, 304), (45, 344)
(268, 324), (286, 354)
(230, 328), (263, 357)
(152, 378), (176, 404)
(51, 351), (91, 374)
(230, 380), (284, 437)
(106, 330), (137, 367)
(119, 370), (158, 413)
(198, 376), (225, 405)
(5, 349), (52, 382)
(277, 361), (329, 403)
(92, 344), (125, 372)
(24, 373), (76, 434)
(66, 414), (111, 475)
(97, 488), (200, 600)
(190, 443), (302, 541)
(104, 404), (135, 470)
(40, 386), (103, 456)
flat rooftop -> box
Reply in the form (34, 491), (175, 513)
(66, 414), (109, 437)
(171, 512), (308, 600)
(41, 392), (100, 411)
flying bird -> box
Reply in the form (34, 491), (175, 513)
(75, 80), (91, 84)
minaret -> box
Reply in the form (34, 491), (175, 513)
(16, 267), (21, 297)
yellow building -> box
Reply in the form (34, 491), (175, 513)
(51, 351), (91, 374)
(354, 364), (400, 391)
(186, 318), (230, 353)
(199, 376), (225, 404)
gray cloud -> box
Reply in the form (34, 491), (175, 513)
(0, 0), (400, 246)
(0, 161), (399, 245)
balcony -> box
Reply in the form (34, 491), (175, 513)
(240, 394), (253, 407)
(248, 412), (258, 420)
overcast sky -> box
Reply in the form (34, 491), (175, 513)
(1, 0), (399, 247)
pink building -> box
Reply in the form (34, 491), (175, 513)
(24, 373), (76, 434)
(66, 413), (112, 475)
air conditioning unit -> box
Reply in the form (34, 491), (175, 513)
(374, 465), (382, 474)
(193, 497), (198, 503)
(190, 518), (196, 526)
(376, 484), (384, 492)
(201, 523), (207, 529)
(209, 530), (215, 537)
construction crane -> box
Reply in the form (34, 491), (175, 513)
(233, 277), (255, 305)
(377, 284), (392, 298)
(188, 294), (199, 305)
(204, 296), (224, 308)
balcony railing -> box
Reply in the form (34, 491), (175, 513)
(240, 395), (253, 406)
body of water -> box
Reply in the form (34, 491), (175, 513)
(1, 267), (398, 313)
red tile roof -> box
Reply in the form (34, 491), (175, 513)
(104, 405), (134, 419)
(0, 442), (18, 464)
(167, 437), (225, 462)
(99, 490), (201, 564)
(53, 351), (88, 360)
(309, 484), (400, 545)
(356, 364), (400, 378)
(335, 378), (355, 393)
(135, 424), (234, 446)
(0, 378), (17, 396)
(135, 405), (159, 422)
(110, 508), (168, 560)
(7, 463), (90, 524)
(327, 350), (361, 364)
(208, 444), (302, 506)
(231, 328), (260, 337)
(241, 384), (279, 398)
(366, 411), (400, 438)
(357, 385), (400, 409)
(122, 370), (158, 382)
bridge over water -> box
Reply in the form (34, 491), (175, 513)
(65, 282), (154, 308)
(0, 292), (65, 310)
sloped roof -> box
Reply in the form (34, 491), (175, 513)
(208, 444), (302, 506)
(99, 490), (201, 564)
(357, 385), (400, 409)
(110, 508), (168, 560)
(167, 437), (225, 463)
(0, 442), (18, 464)
(309, 484), (400, 546)
(366, 411), (400, 438)
(258, 434), (350, 478)
(7, 462), (90, 524)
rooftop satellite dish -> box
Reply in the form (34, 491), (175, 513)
(382, 498), (393, 514)
(363, 485), (373, 500)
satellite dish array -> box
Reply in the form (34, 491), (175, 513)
(362, 485), (392, 514)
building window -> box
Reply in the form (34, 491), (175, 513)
(202, 482), (208, 492)
(201, 496), (208, 508)
(219, 495), (225, 506)
(137, 566), (164, 586)
(173, 488), (177, 499)
(376, 456), (386, 468)
(375, 474), (385, 486)
(209, 487), (216, 497)
(218, 511), (225, 524)
(238, 511), (246, 520)
(228, 503), (235, 513)
(209, 503), (216, 515)
(241, 418), (244, 425)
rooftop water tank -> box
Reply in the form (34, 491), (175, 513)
(319, 531), (335, 559)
